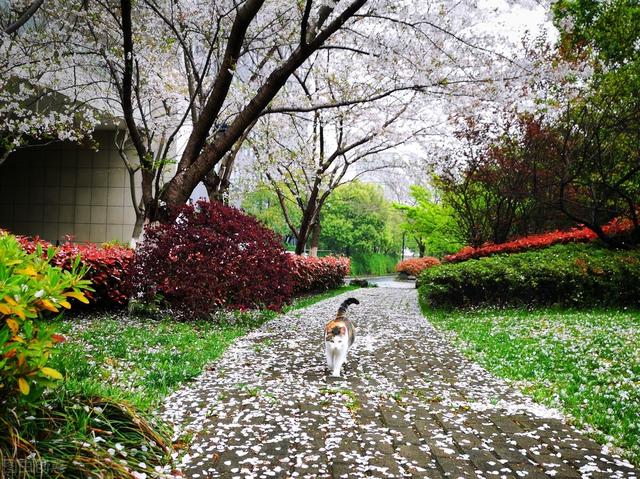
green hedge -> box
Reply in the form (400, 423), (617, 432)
(350, 253), (398, 276)
(419, 243), (640, 309)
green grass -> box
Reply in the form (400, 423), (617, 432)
(50, 315), (263, 411)
(424, 306), (640, 465)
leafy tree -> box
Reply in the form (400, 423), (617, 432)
(320, 182), (400, 256)
(394, 185), (463, 257)
(553, 0), (640, 69)
(241, 184), (300, 241)
(548, 0), (640, 245)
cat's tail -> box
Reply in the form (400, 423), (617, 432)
(337, 297), (359, 315)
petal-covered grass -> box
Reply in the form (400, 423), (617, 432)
(50, 310), (276, 411)
(425, 307), (640, 465)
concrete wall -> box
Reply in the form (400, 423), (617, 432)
(0, 130), (141, 243)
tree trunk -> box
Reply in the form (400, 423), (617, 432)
(130, 213), (145, 248)
(295, 226), (309, 255)
(152, 0), (369, 221)
(309, 221), (321, 257)
(294, 192), (321, 255)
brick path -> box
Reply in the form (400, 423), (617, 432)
(161, 288), (637, 479)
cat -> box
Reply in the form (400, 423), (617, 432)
(324, 297), (359, 377)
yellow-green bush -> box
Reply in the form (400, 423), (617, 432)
(0, 233), (91, 404)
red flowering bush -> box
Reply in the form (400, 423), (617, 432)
(395, 257), (441, 276)
(8, 231), (133, 307)
(290, 255), (350, 295)
(444, 217), (633, 263)
(131, 200), (296, 317)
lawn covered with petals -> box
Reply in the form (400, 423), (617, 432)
(426, 307), (640, 465)
(50, 312), (269, 410)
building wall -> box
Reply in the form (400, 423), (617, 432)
(0, 130), (141, 243)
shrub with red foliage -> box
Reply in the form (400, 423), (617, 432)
(395, 257), (441, 276)
(53, 242), (133, 306)
(444, 217), (633, 263)
(6, 230), (133, 307)
(290, 255), (350, 295)
(131, 200), (296, 316)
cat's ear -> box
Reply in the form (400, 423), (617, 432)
(340, 326), (346, 335)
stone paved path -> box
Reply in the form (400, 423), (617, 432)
(161, 288), (637, 479)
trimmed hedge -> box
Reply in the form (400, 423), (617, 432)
(396, 257), (440, 276)
(6, 230), (133, 308)
(419, 243), (640, 309)
(291, 255), (350, 294)
(443, 217), (633, 263)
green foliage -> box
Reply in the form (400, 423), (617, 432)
(394, 185), (463, 257)
(0, 233), (91, 406)
(419, 243), (640, 309)
(242, 184), (301, 239)
(553, 0), (640, 68)
(321, 182), (401, 255)
(427, 307), (640, 464)
(550, 2), (640, 244)
(349, 253), (398, 276)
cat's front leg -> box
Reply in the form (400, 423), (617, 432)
(332, 348), (348, 377)
(325, 345), (334, 370)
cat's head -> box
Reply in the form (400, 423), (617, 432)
(326, 323), (347, 343)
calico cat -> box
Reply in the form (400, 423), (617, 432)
(324, 298), (359, 377)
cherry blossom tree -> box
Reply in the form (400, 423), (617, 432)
(0, 1), (98, 166)
(3, 0), (564, 243)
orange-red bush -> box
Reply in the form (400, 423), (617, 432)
(290, 255), (350, 295)
(443, 218), (633, 263)
(395, 257), (441, 276)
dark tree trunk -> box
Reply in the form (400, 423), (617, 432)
(149, 0), (369, 222)
(309, 221), (321, 257)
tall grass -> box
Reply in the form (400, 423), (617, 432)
(349, 253), (398, 276)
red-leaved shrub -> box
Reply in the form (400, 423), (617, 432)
(8, 231), (133, 307)
(395, 257), (441, 276)
(53, 242), (133, 306)
(444, 217), (634, 263)
(290, 255), (350, 295)
(131, 200), (296, 316)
